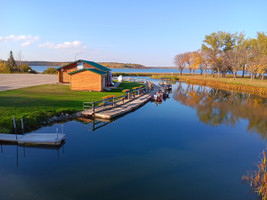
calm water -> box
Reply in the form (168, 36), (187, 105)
(31, 65), (215, 74)
(31, 65), (251, 75)
(1, 79), (266, 200)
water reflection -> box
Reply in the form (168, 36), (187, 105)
(173, 82), (267, 138)
(0, 142), (65, 168)
(76, 117), (112, 132)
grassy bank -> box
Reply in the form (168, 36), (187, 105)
(0, 81), (142, 133)
(151, 74), (267, 97)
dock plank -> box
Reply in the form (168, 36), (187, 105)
(82, 93), (151, 119)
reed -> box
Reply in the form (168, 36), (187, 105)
(243, 150), (267, 200)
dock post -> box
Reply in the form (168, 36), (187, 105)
(92, 120), (95, 131)
(13, 117), (17, 140)
(128, 92), (130, 99)
(56, 128), (58, 140)
(21, 118), (24, 134)
(92, 102), (95, 115)
(112, 97), (115, 107)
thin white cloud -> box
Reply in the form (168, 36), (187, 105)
(39, 40), (87, 49)
(0, 34), (39, 46)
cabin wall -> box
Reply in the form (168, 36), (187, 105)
(70, 71), (102, 91)
(58, 62), (78, 83)
(58, 62), (103, 83)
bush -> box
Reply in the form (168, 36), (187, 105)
(44, 67), (57, 74)
(0, 61), (11, 73)
(21, 64), (32, 72)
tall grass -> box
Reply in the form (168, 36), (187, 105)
(243, 150), (267, 200)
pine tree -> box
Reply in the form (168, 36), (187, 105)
(7, 50), (16, 71)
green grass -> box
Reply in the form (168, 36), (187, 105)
(0, 81), (142, 133)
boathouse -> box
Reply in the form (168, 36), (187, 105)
(57, 60), (111, 92)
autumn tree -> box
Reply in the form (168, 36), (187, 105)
(174, 53), (186, 75)
(246, 33), (267, 81)
(202, 31), (235, 78)
(189, 50), (201, 76)
(183, 52), (193, 75)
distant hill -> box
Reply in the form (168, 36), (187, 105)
(23, 61), (68, 67)
(99, 62), (146, 69)
(23, 61), (147, 69)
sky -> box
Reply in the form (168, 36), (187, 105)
(0, 0), (266, 66)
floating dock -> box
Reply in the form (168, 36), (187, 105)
(0, 133), (65, 146)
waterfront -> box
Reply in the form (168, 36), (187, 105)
(0, 79), (266, 200)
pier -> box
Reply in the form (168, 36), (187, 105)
(82, 79), (159, 119)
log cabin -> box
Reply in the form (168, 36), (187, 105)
(57, 60), (111, 92)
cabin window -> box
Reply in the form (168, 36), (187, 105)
(77, 62), (84, 70)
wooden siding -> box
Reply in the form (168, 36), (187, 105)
(70, 70), (105, 91)
(58, 62), (78, 83)
(58, 62), (106, 83)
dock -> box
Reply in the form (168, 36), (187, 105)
(82, 93), (151, 119)
(0, 133), (65, 146)
(82, 81), (160, 120)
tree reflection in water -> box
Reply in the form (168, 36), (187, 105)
(173, 82), (267, 138)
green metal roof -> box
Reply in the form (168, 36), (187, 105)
(68, 68), (107, 75)
(80, 60), (110, 72)
(57, 59), (111, 72)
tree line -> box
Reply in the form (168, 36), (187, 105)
(174, 32), (267, 80)
(0, 50), (34, 73)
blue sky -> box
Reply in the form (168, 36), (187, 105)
(0, 0), (266, 66)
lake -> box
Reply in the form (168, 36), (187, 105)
(0, 78), (266, 200)
(30, 65), (219, 75)
(31, 65), (253, 76)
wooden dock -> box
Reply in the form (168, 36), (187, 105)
(82, 93), (151, 119)
(0, 133), (65, 146)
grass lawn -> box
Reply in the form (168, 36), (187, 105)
(0, 81), (142, 133)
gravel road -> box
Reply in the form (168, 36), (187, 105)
(0, 74), (58, 91)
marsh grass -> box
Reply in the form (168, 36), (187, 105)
(243, 150), (267, 200)
(151, 74), (267, 97)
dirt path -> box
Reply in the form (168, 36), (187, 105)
(0, 74), (58, 92)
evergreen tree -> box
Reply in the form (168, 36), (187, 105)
(7, 50), (16, 71)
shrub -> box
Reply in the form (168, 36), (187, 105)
(0, 61), (11, 73)
(44, 67), (57, 74)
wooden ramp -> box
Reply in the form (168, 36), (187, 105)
(0, 133), (65, 146)
(82, 93), (151, 119)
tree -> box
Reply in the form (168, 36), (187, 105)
(202, 31), (235, 78)
(183, 52), (193, 75)
(189, 50), (201, 76)
(16, 50), (23, 72)
(174, 53), (186, 76)
(223, 47), (247, 80)
(246, 33), (267, 81)
(200, 50), (210, 78)
(7, 50), (16, 72)
(257, 56), (267, 80)
(0, 60), (11, 73)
